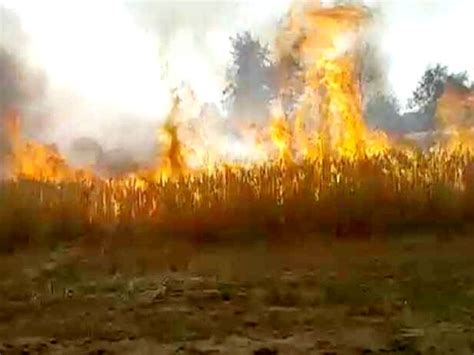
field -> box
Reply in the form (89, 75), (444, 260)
(1, 150), (474, 354)
(0, 233), (474, 354)
(2, 148), (474, 252)
(2, 3), (474, 353)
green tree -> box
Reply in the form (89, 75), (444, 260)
(224, 32), (276, 124)
(408, 64), (448, 113)
(408, 64), (471, 112)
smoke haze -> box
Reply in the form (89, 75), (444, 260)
(1, 0), (474, 173)
(0, 0), (291, 174)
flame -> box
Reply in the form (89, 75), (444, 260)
(153, 96), (187, 182)
(5, 2), (474, 236)
(144, 2), (389, 171)
(0, 1), (430, 186)
(2, 2), (393, 185)
(436, 82), (474, 152)
(276, 3), (388, 159)
(270, 101), (293, 162)
(2, 110), (93, 182)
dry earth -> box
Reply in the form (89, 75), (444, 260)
(0, 234), (474, 354)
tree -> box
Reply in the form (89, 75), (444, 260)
(408, 64), (472, 112)
(408, 64), (448, 113)
(365, 94), (402, 132)
(406, 64), (474, 132)
(224, 32), (277, 125)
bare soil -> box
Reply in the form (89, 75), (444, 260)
(0, 234), (473, 354)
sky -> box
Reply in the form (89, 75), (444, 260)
(1, 0), (473, 148)
(374, 0), (474, 104)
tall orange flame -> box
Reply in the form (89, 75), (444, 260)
(275, 3), (388, 159)
(153, 96), (186, 181)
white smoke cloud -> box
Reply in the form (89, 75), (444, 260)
(365, 0), (474, 107)
(3, 0), (473, 164)
(0, 0), (291, 163)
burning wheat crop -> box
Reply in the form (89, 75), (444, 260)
(2, 2), (474, 250)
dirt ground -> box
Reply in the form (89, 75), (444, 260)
(0, 233), (474, 354)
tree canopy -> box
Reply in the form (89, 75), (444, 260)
(408, 64), (472, 113)
(224, 32), (277, 124)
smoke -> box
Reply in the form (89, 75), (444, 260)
(121, 1), (295, 162)
(126, 0), (283, 109)
(359, 1), (437, 135)
(0, 49), (25, 116)
(0, 48), (20, 172)
(5, 0), (469, 174)
(68, 117), (157, 177)
(69, 136), (144, 177)
(0, 6), (48, 177)
(0, 0), (293, 176)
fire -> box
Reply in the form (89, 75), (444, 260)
(1, 2), (392, 185)
(276, 3), (388, 159)
(6, 1), (471, 188)
(436, 81), (474, 152)
(2, 110), (92, 182)
(145, 2), (390, 173)
(153, 96), (186, 181)
(4, 1), (474, 245)
(270, 101), (293, 162)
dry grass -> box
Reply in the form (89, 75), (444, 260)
(1, 149), (474, 252)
